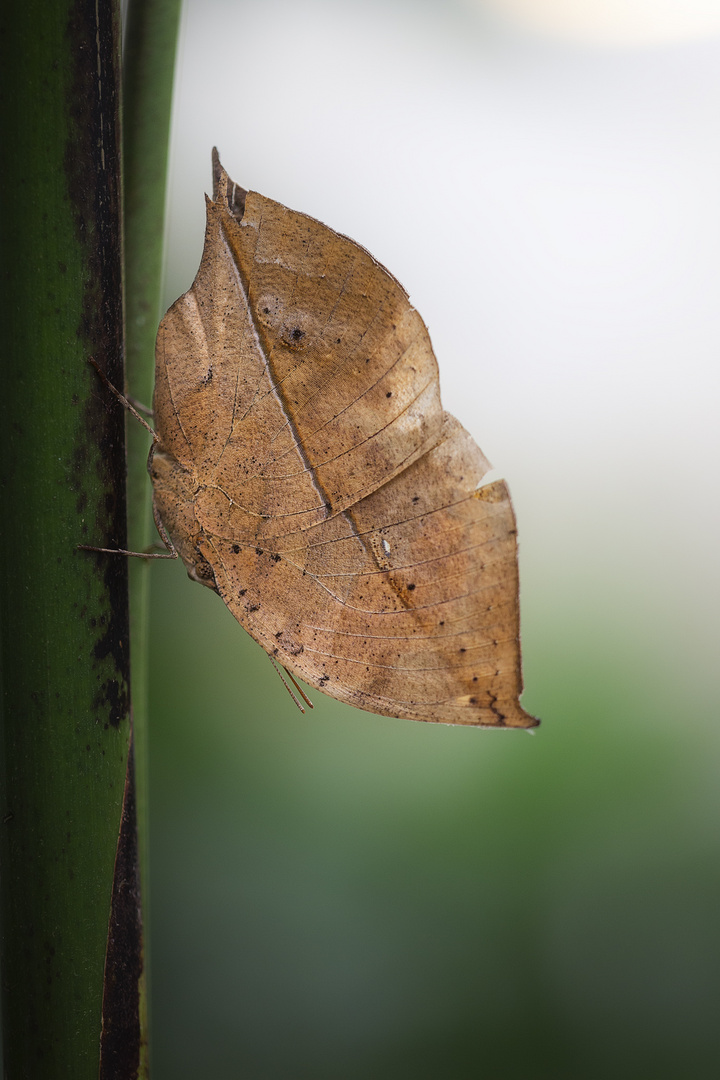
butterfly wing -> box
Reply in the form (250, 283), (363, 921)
(152, 156), (536, 727)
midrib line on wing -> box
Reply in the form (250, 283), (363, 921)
(220, 220), (333, 518)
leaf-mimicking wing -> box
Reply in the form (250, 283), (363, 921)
(152, 150), (537, 728)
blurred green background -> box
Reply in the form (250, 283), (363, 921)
(146, 1), (720, 1076)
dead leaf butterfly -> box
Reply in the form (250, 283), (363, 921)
(149, 150), (537, 728)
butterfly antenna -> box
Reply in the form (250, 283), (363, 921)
(269, 657), (314, 713)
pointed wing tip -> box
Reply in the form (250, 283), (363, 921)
(462, 701), (539, 730)
(505, 705), (540, 730)
(211, 146), (225, 203)
(210, 147), (248, 221)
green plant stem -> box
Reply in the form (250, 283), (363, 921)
(122, 0), (183, 1068)
(0, 1), (138, 1076)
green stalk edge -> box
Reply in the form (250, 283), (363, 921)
(122, 2), (183, 1068)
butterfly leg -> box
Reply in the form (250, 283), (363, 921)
(78, 357), (177, 560)
(77, 500), (178, 560)
(87, 356), (156, 439)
